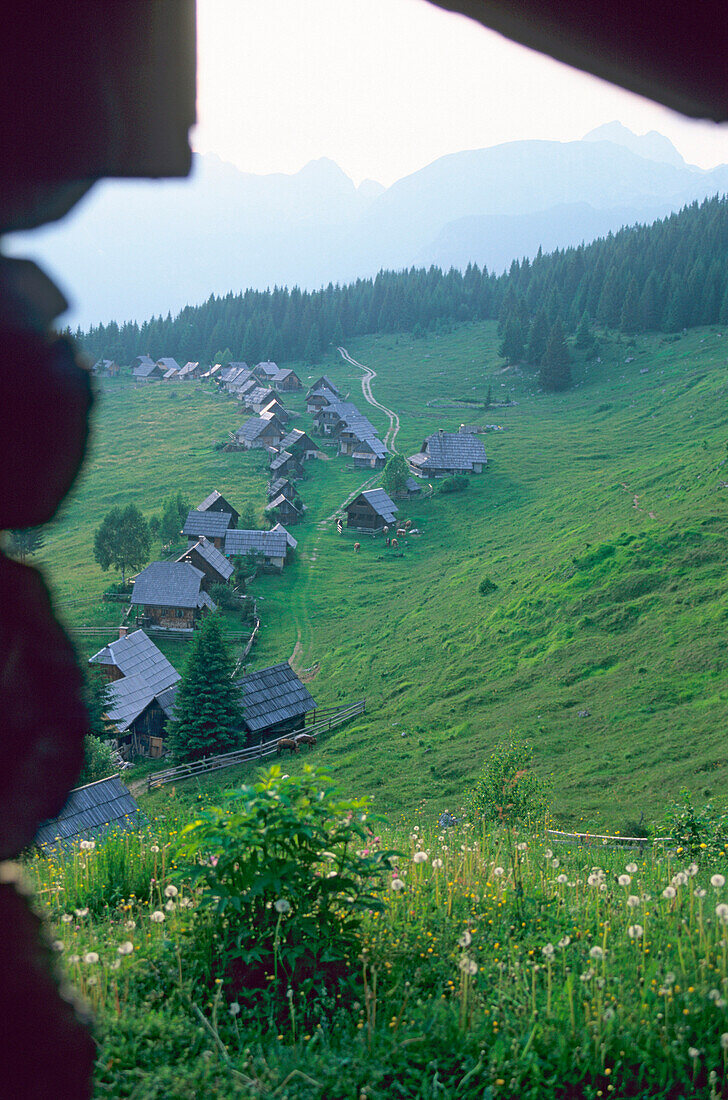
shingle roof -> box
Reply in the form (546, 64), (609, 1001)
(269, 523), (298, 550)
(157, 357), (180, 371)
(352, 435), (388, 458)
(89, 629), (180, 697)
(105, 673), (160, 731)
(34, 776), (142, 851)
(348, 488), (398, 523)
(269, 477), (294, 499)
(133, 361), (161, 377)
(273, 368), (297, 382)
(224, 529), (288, 559)
(163, 367), (178, 379)
(280, 428), (316, 453)
(133, 354), (155, 368)
(131, 562), (214, 609)
(265, 493), (303, 514)
(255, 361), (279, 376)
(414, 431), (488, 471)
(197, 491), (239, 520)
(237, 662), (316, 733)
(235, 417), (272, 444)
(269, 449), (295, 472)
(405, 476), (422, 493)
(307, 375), (340, 397)
(177, 536), (234, 581)
(183, 510), (234, 539)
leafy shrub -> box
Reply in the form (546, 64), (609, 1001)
(467, 738), (550, 829)
(103, 580), (133, 595)
(438, 475), (469, 494)
(77, 734), (117, 786)
(478, 576), (498, 596)
(175, 766), (394, 1015)
(208, 582), (239, 611)
(659, 787), (728, 860)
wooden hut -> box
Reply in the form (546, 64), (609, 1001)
(131, 561), (216, 630)
(346, 488), (398, 530)
(236, 663), (316, 743)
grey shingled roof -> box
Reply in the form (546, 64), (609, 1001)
(131, 562), (214, 609)
(255, 361), (279, 377)
(415, 431), (488, 471)
(237, 662), (316, 733)
(197, 491), (239, 521)
(224, 529), (288, 559)
(269, 477), (294, 498)
(157, 357), (180, 371)
(235, 417), (272, 444)
(265, 493), (303, 515)
(177, 536), (234, 582)
(280, 428), (316, 453)
(133, 360), (161, 377)
(350, 488), (398, 523)
(183, 510), (234, 539)
(269, 523), (298, 550)
(89, 629), (180, 697)
(269, 449), (295, 472)
(105, 674), (159, 731)
(307, 375), (340, 397)
(405, 477), (421, 493)
(34, 775), (142, 851)
(352, 435), (388, 458)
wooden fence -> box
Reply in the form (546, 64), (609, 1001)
(548, 828), (672, 849)
(146, 699), (366, 791)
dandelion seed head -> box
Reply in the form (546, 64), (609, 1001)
(625, 863), (638, 874)
(628, 924), (644, 939)
(117, 942), (133, 956)
(493, 867), (505, 877)
(432, 858), (444, 870)
(83, 952), (99, 964)
(150, 910), (165, 923)
(390, 878), (405, 891)
(274, 898), (291, 913)
(711, 874), (725, 889)
(618, 874), (632, 887)
(589, 945), (605, 959)
(662, 886), (677, 899)
(413, 851), (428, 864)
(164, 884), (178, 898)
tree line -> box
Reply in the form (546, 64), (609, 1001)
(77, 194), (728, 371)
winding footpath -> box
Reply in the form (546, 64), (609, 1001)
(336, 346), (401, 453)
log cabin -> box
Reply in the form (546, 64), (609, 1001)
(130, 561), (217, 630)
(346, 488), (398, 530)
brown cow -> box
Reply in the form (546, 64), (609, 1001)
(354, 542), (361, 553)
(276, 737), (300, 756)
(295, 733), (318, 749)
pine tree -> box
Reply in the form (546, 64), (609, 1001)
(619, 276), (641, 334)
(166, 616), (245, 762)
(498, 317), (525, 364)
(575, 310), (594, 352)
(539, 321), (572, 392)
(526, 309), (549, 365)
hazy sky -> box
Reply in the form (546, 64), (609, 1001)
(194, 0), (728, 187)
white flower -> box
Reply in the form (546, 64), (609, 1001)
(83, 952), (99, 964)
(589, 945), (605, 959)
(587, 873), (601, 887)
(625, 862), (638, 874)
(672, 872), (688, 887)
(459, 956), (478, 976)
(124, 919), (137, 930)
(688, 1047), (700, 1060)
(628, 924), (643, 939)
(720, 1033), (728, 1051)
(68, 954), (79, 964)
(229, 1002), (241, 1017)
(274, 898), (291, 914)
(618, 874), (632, 887)
(558, 936), (571, 948)
(541, 944), (555, 959)
(695, 888), (707, 898)
(627, 895), (641, 908)
(150, 910), (165, 923)
(165, 900), (176, 912)
(544, 849), (553, 860)
(52, 940), (64, 952)
(413, 825), (420, 832)
(716, 903), (728, 923)
(432, 858), (443, 870)
(603, 1006), (615, 1022)
(110, 959), (121, 971)
(556, 873), (568, 884)
(517, 842), (527, 852)
(74, 908), (88, 918)
(493, 866), (505, 877)
(662, 886), (676, 899)
(179, 897), (192, 908)
(687, 862), (699, 877)
(150, 844), (160, 854)
(580, 969), (594, 982)
(391, 878), (405, 891)
(413, 851), (428, 864)
(164, 884), (178, 898)
(552, 859), (560, 868)
(79, 840), (95, 851)
(711, 874), (725, 889)
(60, 913), (73, 924)
(458, 930), (472, 948)
(117, 942), (134, 956)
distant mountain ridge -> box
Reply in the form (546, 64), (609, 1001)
(8, 124), (728, 328)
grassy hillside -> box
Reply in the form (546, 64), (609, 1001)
(38, 323), (728, 830)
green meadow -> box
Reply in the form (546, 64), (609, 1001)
(39, 322), (728, 830)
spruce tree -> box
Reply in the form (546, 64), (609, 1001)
(539, 321), (572, 392)
(498, 317), (525, 364)
(166, 615), (245, 762)
(526, 309), (549, 365)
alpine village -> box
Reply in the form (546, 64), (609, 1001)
(8, 53), (728, 1100)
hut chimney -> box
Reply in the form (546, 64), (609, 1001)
(118, 625), (128, 639)
(438, 428), (444, 435)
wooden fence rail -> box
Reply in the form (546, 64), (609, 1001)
(147, 699), (366, 791)
(548, 828), (672, 849)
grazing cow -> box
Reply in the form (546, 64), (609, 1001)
(396, 528), (407, 537)
(354, 542), (361, 553)
(295, 733), (318, 749)
(391, 538), (398, 549)
(277, 737), (300, 756)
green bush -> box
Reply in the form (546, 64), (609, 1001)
(174, 765), (394, 1016)
(438, 474), (469, 494)
(467, 738), (550, 829)
(208, 582), (239, 610)
(659, 787), (728, 860)
(478, 576), (498, 596)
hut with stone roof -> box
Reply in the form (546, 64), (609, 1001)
(408, 428), (487, 478)
(345, 488), (398, 530)
(175, 535), (233, 588)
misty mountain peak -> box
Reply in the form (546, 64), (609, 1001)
(582, 121), (685, 167)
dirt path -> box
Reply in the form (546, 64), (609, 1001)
(336, 346), (401, 452)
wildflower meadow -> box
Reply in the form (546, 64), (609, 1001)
(18, 766), (728, 1098)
